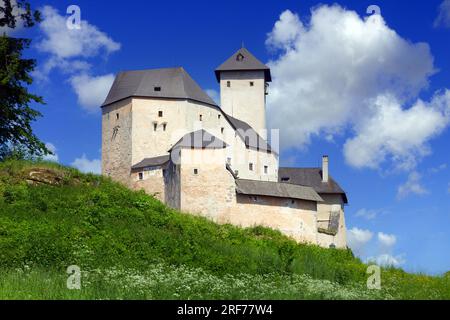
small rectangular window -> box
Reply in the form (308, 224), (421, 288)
(264, 165), (268, 174)
(138, 172), (143, 180)
(250, 81), (254, 87)
(154, 86), (161, 92)
(116, 113), (119, 120)
(218, 114), (221, 119)
(199, 114), (203, 121)
(221, 127), (224, 134)
(153, 123), (157, 131)
(163, 123), (167, 131)
(158, 111), (163, 117)
(227, 81), (231, 87)
(249, 163), (254, 171)
(193, 168), (198, 175)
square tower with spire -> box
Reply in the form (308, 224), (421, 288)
(215, 48), (272, 136)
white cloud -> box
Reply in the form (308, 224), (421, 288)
(266, 6), (450, 171)
(347, 227), (373, 256)
(69, 73), (115, 111)
(71, 154), (101, 174)
(377, 232), (396, 248)
(42, 142), (59, 162)
(349, 227), (405, 267)
(397, 171), (429, 199)
(428, 163), (447, 174)
(205, 89), (220, 105)
(0, 0), (25, 35)
(368, 253), (405, 267)
(434, 0), (450, 28)
(33, 5), (119, 112)
(36, 6), (120, 60)
(355, 208), (378, 220)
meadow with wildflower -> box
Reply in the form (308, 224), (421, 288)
(0, 160), (448, 299)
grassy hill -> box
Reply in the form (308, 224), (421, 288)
(0, 160), (448, 299)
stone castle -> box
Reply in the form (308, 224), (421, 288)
(101, 48), (348, 248)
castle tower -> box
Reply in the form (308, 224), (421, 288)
(215, 48), (272, 135)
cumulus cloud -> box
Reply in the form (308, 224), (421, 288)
(369, 253), (406, 267)
(71, 154), (101, 174)
(347, 227), (373, 256)
(349, 227), (405, 267)
(69, 73), (115, 111)
(397, 171), (429, 199)
(42, 142), (59, 162)
(378, 232), (396, 248)
(205, 89), (220, 105)
(36, 6), (120, 61)
(34, 6), (119, 112)
(355, 208), (379, 220)
(266, 6), (450, 170)
(434, 0), (450, 28)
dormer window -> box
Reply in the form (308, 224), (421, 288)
(154, 86), (161, 92)
(281, 177), (290, 182)
(236, 53), (244, 61)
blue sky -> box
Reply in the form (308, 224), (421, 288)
(7, 0), (450, 274)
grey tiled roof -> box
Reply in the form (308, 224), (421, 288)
(169, 129), (228, 151)
(278, 168), (348, 203)
(102, 67), (217, 107)
(236, 179), (323, 202)
(215, 48), (272, 82)
(223, 113), (274, 154)
(131, 155), (170, 170)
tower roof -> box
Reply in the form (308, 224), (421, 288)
(215, 47), (272, 82)
(102, 67), (217, 107)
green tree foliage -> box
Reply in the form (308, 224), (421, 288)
(0, 1), (48, 160)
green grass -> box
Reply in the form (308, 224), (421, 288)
(0, 160), (449, 300)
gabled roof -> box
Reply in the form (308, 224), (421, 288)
(131, 155), (170, 170)
(223, 113), (275, 154)
(235, 179), (323, 203)
(215, 48), (272, 82)
(278, 168), (348, 204)
(102, 67), (217, 107)
(169, 129), (227, 151)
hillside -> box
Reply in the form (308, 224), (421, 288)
(0, 160), (448, 299)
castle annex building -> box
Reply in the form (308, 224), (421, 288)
(101, 48), (348, 248)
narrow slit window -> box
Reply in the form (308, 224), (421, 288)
(249, 163), (254, 171)
(199, 114), (203, 121)
(221, 127), (224, 134)
(264, 165), (268, 174)
(218, 114), (221, 119)
(116, 113), (119, 120)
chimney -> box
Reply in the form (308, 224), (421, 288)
(322, 155), (329, 183)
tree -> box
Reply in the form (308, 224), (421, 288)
(0, 0), (48, 159)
